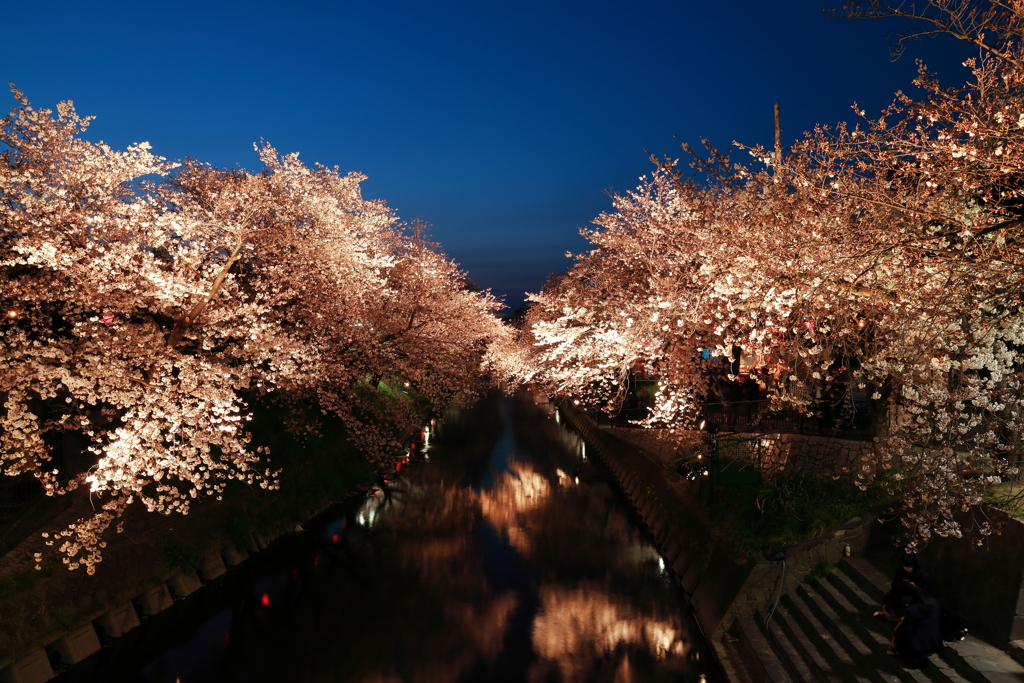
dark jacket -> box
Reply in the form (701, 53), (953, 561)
(885, 568), (932, 614)
(894, 597), (943, 667)
(891, 567), (932, 595)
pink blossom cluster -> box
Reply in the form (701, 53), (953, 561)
(0, 88), (507, 573)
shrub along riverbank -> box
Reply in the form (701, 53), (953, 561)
(661, 444), (900, 560)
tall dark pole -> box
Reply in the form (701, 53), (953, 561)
(774, 102), (783, 166)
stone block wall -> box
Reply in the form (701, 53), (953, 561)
(604, 426), (876, 480)
(560, 401), (907, 680)
(727, 432), (874, 478)
(600, 428), (704, 464)
(561, 404), (750, 637)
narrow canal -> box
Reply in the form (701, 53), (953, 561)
(62, 391), (718, 682)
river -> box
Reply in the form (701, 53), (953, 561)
(62, 391), (718, 682)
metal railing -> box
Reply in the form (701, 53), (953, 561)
(701, 400), (873, 439)
(715, 436), (763, 485)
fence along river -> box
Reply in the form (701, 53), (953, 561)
(62, 391), (717, 682)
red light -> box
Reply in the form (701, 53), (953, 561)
(332, 534), (338, 543)
(804, 320), (815, 331)
(261, 593), (270, 607)
(346, 337), (354, 343)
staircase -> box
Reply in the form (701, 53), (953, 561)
(720, 557), (1024, 683)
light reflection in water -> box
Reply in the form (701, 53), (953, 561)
(128, 392), (715, 683)
(531, 582), (688, 682)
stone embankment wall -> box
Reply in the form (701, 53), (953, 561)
(560, 403), (884, 682)
(0, 494), (341, 683)
(559, 404), (749, 636)
(724, 432), (874, 478)
(565, 401), (1024, 674)
(600, 427), (703, 463)
(563, 404), (876, 633)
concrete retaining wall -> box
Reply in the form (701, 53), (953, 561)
(0, 512), (313, 682)
(560, 404), (749, 635)
(725, 431), (874, 478)
(718, 512), (874, 628)
(560, 402), (904, 683)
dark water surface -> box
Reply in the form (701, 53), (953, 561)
(71, 392), (719, 682)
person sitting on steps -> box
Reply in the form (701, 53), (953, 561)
(887, 583), (943, 669)
(874, 553), (932, 622)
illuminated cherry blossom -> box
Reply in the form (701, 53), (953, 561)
(0, 87), (505, 572)
(494, 1), (1024, 547)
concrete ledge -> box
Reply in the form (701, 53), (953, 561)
(663, 537), (681, 563)
(167, 569), (202, 598)
(710, 631), (750, 683)
(221, 546), (247, 567)
(95, 602), (139, 639)
(198, 549), (227, 581)
(672, 554), (689, 579)
(50, 623), (100, 665)
(1008, 639), (1024, 668)
(242, 533), (259, 554)
(652, 515), (668, 542)
(944, 637), (1024, 679)
(737, 617), (790, 683)
(0, 648), (53, 683)
(647, 505), (662, 529)
(682, 563), (702, 595)
(135, 583), (173, 616)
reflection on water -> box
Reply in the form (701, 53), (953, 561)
(139, 392), (716, 682)
(532, 583), (687, 680)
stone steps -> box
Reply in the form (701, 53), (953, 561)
(735, 557), (1024, 683)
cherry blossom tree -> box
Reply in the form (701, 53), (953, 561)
(497, 0), (1024, 548)
(1, 88), (504, 572)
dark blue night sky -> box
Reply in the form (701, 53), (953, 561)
(3, 0), (971, 310)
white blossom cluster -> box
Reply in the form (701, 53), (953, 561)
(0, 88), (507, 573)
(492, 1), (1024, 548)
